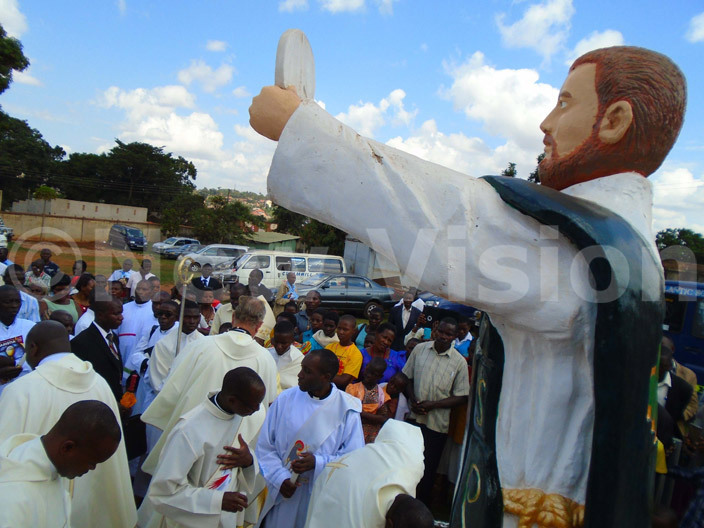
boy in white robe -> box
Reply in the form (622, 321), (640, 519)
(256, 349), (364, 528)
(0, 321), (137, 528)
(304, 420), (432, 528)
(142, 297), (278, 475)
(0, 400), (121, 528)
(268, 321), (304, 393)
(139, 367), (267, 528)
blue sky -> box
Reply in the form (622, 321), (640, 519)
(2, 0), (704, 234)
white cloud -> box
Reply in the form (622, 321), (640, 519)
(334, 89), (417, 138)
(116, 0), (126, 15)
(206, 40), (227, 52)
(0, 0), (28, 37)
(177, 60), (234, 93)
(496, 0), (575, 62)
(279, 0), (309, 12)
(100, 85), (196, 121)
(686, 12), (704, 43)
(420, 43), (428, 52)
(376, 0), (398, 15)
(13, 68), (41, 86)
(565, 29), (624, 66)
(387, 119), (539, 180)
(651, 167), (704, 232)
(319, 0), (365, 13)
(232, 86), (251, 98)
(443, 51), (557, 152)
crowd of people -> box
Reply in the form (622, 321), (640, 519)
(0, 249), (484, 527)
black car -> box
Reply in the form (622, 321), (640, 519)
(108, 224), (147, 251)
(417, 291), (477, 327)
(296, 273), (396, 318)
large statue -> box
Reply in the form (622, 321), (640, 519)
(249, 44), (686, 527)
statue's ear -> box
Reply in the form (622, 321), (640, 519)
(598, 100), (633, 144)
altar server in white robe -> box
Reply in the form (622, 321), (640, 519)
(139, 368), (267, 528)
(0, 400), (121, 528)
(128, 297), (178, 377)
(118, 279), (154, 367)
(304, 420), (433, 528)
(268, 320), (303, 393)
(256, 349), (364, 528)
(142, 296), (278, 475)
(0, 321), (137, 528)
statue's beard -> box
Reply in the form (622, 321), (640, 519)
(538, 131), (603, 191)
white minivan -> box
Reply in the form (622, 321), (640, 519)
(213, 250), (346, 289)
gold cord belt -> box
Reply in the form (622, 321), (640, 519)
(503, 488), (585, 528)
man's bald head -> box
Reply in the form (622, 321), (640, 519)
(25, 321), (71, 369)
(152, 291), (171, 303)
(43, 400), (121, 479)
(385, 494), (433, 528)
(662, 336), (675, 355)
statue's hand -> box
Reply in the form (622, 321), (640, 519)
(249, 85), (302, 141)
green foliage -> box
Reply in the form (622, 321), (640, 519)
(32, 185), (61, 200)
(0, 109), (66, 207)
(271, 205), (346, 255)
(501, 162), (517, 178)
(160, 192), (206, 237)
(528, 153), (545, 184)
(190, 199), (261, 245)
(656, 228), (704, 258)
(0, 24), (29, 95)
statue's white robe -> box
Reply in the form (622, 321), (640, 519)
(0, 353), (137, 528)
(268, 102), (661, 525)
(304, 420), (425, 528)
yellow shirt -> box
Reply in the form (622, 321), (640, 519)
(325, 342), (363, 378)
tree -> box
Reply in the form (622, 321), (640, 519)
(160, 192), (206, 237)
(32, 185), (61, 200)
(190, 198), (261, 244)
(271, 205), (346, 255)
(656, 228), (704, 255)
(0, 24), (29, 95)
(0, 109), (66, 207)
(528, 153), (545, 184)
(501, 162), (517, 178)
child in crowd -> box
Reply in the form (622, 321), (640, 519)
(326, 314), (363, 390)
(405, 338), (420, 360)
(308, 310), (339, 352)
(346, 357), (389, 443)
(300, 308), (326, 355)
(453, 317), (472, 359)
(218, 322), (233, 334)
(380, 371), (410, 423)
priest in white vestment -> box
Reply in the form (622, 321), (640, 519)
(268, 321), (303, 393)
(304, 420), (431, 528)
(118, 280), (154, 367)
(139, 368), (267, 528)
(142, 297), (278, 475)
(0, 400), (122, 528)
(256, 349), (364, 528)
(0, 321), (137, 528)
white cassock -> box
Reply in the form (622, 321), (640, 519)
(0, 434), (71, 528)
(141, 331), (278, 475)
(148, 328), (203, 395)
(118, 299), (154, 367)
(0, 354), (137, 528)
(268, 101), (662, 519)
(138, 393), (266, 528)
(255, 386), (364, 528)
(127, 321), (176, 375)
(304, 420), (425, 528)
(268, 345), (304, 392)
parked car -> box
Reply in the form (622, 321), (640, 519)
(417, 291), (477, 327)
(296, 273), (395, 318)
(162, 243), (203, 260)
(108, 224), (147, 251)
(0, 232), (7, 248)
(152, 237), (200, 254)
(180, 244), (249, 271)
(0, 217), (13, 243)
(212, 250), (346, 289)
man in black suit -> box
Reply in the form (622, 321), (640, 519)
(191, 263), (224, 300)
(658, 340), (693, 440)
(388, 291), (422, 351)
(71, 296), (124, 404)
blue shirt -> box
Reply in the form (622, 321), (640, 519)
(360, 347), (407, 383)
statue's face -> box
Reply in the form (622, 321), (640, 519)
(539, 63), (599, 189)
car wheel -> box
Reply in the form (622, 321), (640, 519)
(190, 262), (201, 273)
(363, 301), (383, 319)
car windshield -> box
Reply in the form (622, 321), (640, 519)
(164, 238), (177, 244)
(126, 228), (143, 237)
(300, 274), (328, 286)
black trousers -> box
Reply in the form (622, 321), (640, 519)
(416, 423), (448, 507)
